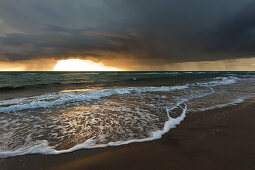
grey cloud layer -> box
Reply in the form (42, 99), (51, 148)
(0, 0), (255, 63)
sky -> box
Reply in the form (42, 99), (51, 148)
(0, 0), (255, 71)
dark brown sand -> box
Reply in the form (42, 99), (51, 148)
(1, 100), (255, 170)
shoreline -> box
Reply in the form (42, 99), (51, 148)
(1, 99), (255, 170)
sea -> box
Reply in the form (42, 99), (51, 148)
(0, 71), (255, 158)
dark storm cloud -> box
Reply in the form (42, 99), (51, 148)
(207, 3), (255, 57)
(0, 0), (255, 64)
(118, 0), (255, 62)
(0, 25), (139, 61)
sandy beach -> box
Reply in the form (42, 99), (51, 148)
(1, 98), (254, 170)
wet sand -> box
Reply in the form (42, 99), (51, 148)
(1, 99), (255, 170)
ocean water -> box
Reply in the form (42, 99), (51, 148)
(0, 71), (255, 158)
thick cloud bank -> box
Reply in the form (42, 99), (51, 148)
(0, 0), (255, 66)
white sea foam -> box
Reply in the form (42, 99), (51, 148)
(0, 76), (239, 113)
(193, 76), (238, 87)
(0, 75), (249, 158)
(0, 102), (188, 158)
(0, 84), (216, 158)
(0, 85), (189, 113)
(196, 97), (250, 112)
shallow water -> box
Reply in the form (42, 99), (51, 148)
(0, 71), (255, 158)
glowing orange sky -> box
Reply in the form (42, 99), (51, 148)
(0, 57), (255, 71)
(53, 59), (121, 71)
